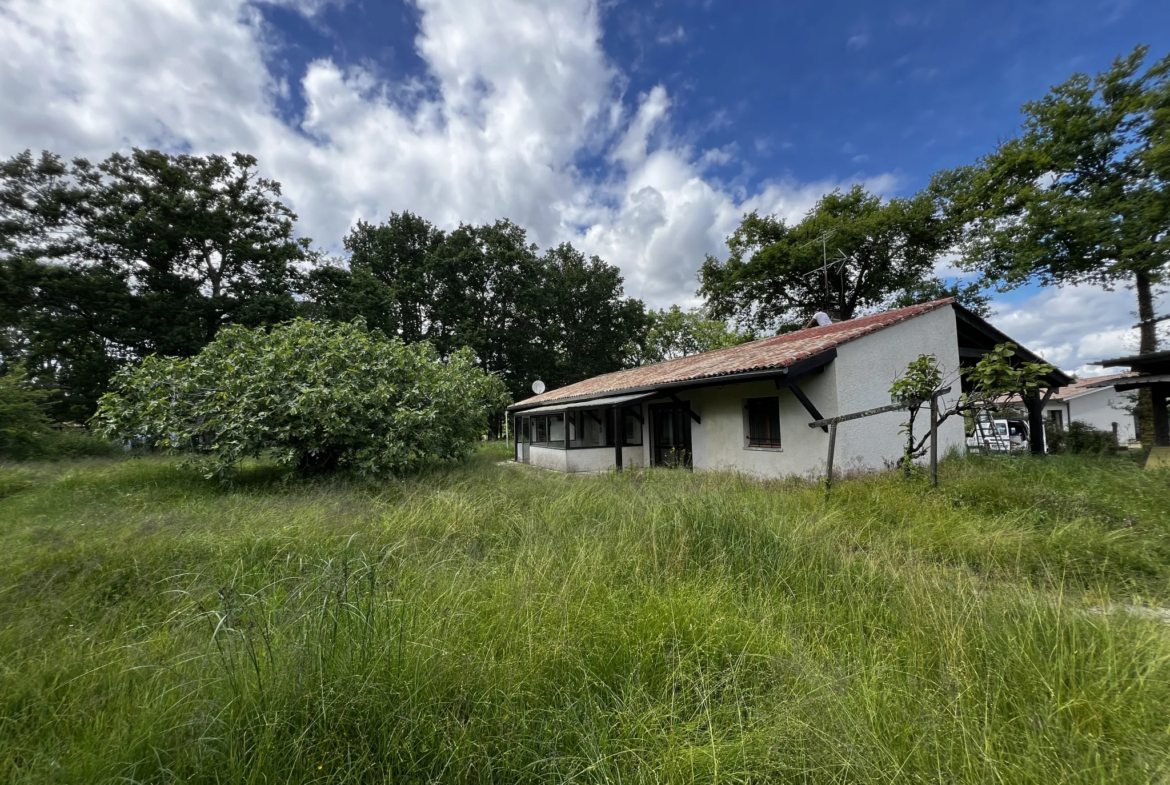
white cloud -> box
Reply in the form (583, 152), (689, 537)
(932, 253), (977, 280)
(847, 33), (869, 50)
(656, 25), (686, 45)
(3, 0), (1146, 370)
(2, 0), (874, 310)
(988, 283), (1170, 377)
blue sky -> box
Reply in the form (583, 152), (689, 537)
(258, 0), (1170, 197)
(1, 0), (1167, 372)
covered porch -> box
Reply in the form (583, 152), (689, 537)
(512, 393), (653, 473)
(955, 306), (1074, 453)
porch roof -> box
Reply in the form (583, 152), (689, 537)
(517, 392), (658, 416)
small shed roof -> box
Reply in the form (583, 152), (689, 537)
(1096, 350), (1170, 370)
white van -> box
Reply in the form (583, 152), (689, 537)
(967, 418), (1031, 452)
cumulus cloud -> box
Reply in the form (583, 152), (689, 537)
(988, 284), (1169, 377)
(1, 0), (875, 309)
(1, 0), (1153, 370)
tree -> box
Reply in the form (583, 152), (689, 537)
(80, 149), (306, 353)
(699, 186), (985, 334)
(95, 319), (509, 477)
(305, 216), (648, 408)
(1, 148), (308, 419)
(538, 242), (649, 388)
(890, 343), (1056, 473)
(315, 212), (446, 341)
(640, 305), (750, 364)
(930, 46), (1170, 443)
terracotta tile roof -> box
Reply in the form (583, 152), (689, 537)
(1052, 372), (1138, 399)
(510, 298), (955, 410)
(1005, 372), (1138, 404)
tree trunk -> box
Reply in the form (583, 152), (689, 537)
(1135, 270), (1158, 449)
(1024, 394), (1046, 456)
(1136, 269), (1158, 354)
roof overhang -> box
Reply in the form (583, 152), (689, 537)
(1095, 350), (1170, 378)
(1112, 374), (1170, 392)
(507, 348), (837, 413)
(953, 303), (1074, 387)
(516, 392), (659, 416)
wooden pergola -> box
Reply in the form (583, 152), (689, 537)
(1093, 350), (1170, 466)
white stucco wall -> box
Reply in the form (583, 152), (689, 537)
(565, 445), (645, 472)
(1047, 388), (1138, 442)
(665, 367), (838, 479)
(831, 305), (967, 473)
(528, 445), (567, 472)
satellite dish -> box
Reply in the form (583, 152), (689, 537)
(532, 380), (546, 394)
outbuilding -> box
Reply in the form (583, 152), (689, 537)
(508, 298), (1071, 477)
(1031, 373), (1140, 446)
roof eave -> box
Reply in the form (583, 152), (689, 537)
(507, 348), (837, 412)
(952, 302), (1075, 387)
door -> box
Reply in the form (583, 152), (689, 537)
(650, 403), (693, 468)
(519, 416), (531, 463)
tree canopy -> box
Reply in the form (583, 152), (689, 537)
(640, 306), (750, 364)
(306, 213), (648, 405)
(930, 45), (1169, 355)
(1, 149), (306, 419)
(4, 151), (651, 425)
(96, 319), (508, 477)
(698, 186), (988, 334)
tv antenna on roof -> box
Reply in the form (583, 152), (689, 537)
(532, 380), (546, 394)
(800, 230), (849, 310)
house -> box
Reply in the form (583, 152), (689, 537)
(1033, 373), (1140, 445)
(507, 298), (1072, 477)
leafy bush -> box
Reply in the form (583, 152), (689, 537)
(95, 319), (509, 476)
(1046, 420), (1119, 455)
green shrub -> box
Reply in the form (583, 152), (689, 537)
(95, 319), (509, 476)
(1047, 421), (1118, 455)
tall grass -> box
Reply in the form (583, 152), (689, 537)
(0, 448), (1168, 783)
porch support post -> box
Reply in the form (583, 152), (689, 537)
(613, 405), (624, 472)
(929, 394), (939, 487)
(1152, 384), (1169, 447)
(1024, 392), (1046, 456)
(824, 422), (838, 498)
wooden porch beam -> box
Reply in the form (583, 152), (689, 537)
(668, 394), (701, 424)
(788, 384), (828, 433)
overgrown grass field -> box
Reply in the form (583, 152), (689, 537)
(1, 447), (1168, 783)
